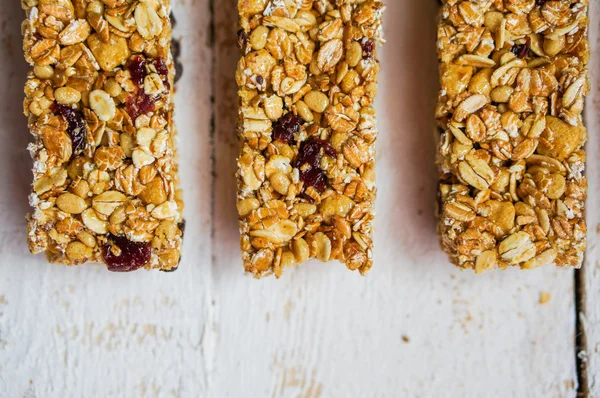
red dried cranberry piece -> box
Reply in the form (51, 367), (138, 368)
(126, 91), (155, 120)
(102, 234), (151, 272)
(50, 102), (86, 155)
(317, 139), (337, 158)
(153, 57), (171, 90)
(295, 138), (337, 193)
(127, 55), (147, 86)
(511, 37), (531, 59)
(361, 40), (375, 59)
(153, 57), (169, 78)
(300, 167), (328, 192)
(273, 113), (302, 143)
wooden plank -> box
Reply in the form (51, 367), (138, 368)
(212, 1), (578, 397)
(0, 2), (213, 396)
(0, 0), (584, 396)
(581, 0), (600, 395)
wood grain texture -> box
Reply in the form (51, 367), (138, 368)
(582, 0), (600, 395)
(0, 0), (593, 397)
(0, 1), (214, 397)
(212, 1), (579, 397)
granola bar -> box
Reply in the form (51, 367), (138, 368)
(22, 0), (184, 271)
(436, 0), (589, 273)
(236, 0), (384, 278)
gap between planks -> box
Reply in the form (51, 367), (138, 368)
(576, 268), (589, 397)
(201, 1), (593, 395)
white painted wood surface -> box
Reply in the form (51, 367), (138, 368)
(0, 1), (594, 397)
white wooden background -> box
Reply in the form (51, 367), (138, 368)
(0, 1), (598, 397)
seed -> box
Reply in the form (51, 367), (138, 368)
(346, 41), (363, 67)
(89, 89), (116, 121)
(109, 206), (127, 225)
(292, 238), (310, 263)
(56, 193), (88, 214)
(92, 190), (127, 216)
(136, 127), (157, 147)
(82, 208), (108, 234)
(104, 78), (122, 98)
(312, 232), (332, 262)
(132, 148), (156, 168)
(304, 91), (329, 113)
(70, 179), (90, 198)
(34, 65), (54, 79)
(237, 198), (260, 217)
(295, 100), (314, 122)
(66, 241), (92, 264)
(54, 87), (81, 105)
(135, 2), (163, 39)
(77, 231), (97, 248)
(151, 200), (177, 220)
(269, 172), (291, 195)
(280, 251), (297, 269)
(249, 26), (269, 50)
(140, 177), (167, 205)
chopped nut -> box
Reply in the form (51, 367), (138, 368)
(89, 89), (116, 121)
(539, 291), (551, 304)
(56, 192), (88, 214)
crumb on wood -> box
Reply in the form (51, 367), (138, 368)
(539, 291), (551, 304)
(284, 299), (294, 321)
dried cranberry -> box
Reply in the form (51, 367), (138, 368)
(127, 55), (147, 86)
(237, 29), (249, 50)
(361, 40), (375, 59)
(511, 37), (531, 59)
(126, 91), (155, 120)
(294, 138), (337, 193)
(301, 167), (329, 192)
(153, 57), (169, 78)
(50, 102), (86, 155)
(273, 113), (302, 143)
(153, 57), (171, 90)
(102, 234), (151, 272)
